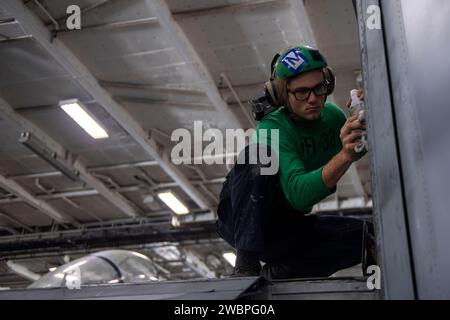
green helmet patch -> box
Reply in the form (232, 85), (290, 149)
(274, 46), (328, 80)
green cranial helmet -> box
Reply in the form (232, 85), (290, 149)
(274, 45), (328, 80)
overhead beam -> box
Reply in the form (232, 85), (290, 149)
(0, 173), (77, 224)
(3, 0), (213, 212)
(100, 81), (206, 96)
(148, 0), (246, 129)
(0, 209), (209, 242)
(9, 160), (160, 180)
(116, 96), (213, 109)
(56, 17), (159, 33)
(50, 0), (115, 27)
(75, 161), (141, 217)
(0, 96), (140, 219)
(101, 80), (264, 94)
(0, 221), (219, 257)
(0, 213), (33, 233)
(50, 0), (283, 32)
(0, 226), (19, 235)
(288, 0), (317, 46)
(0, 178), (226, 204)
(172, 0), (285, 17)
(0, 35), (33, 43)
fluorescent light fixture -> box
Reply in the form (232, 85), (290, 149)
(157, 191), (189, 215)
(59, 99), (109, 139)
(223, 252), (236, 267)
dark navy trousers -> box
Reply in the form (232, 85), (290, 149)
(217, 146), (368, 277)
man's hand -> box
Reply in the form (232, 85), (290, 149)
(321, 101), (367, 190)
(339, 114), (366, 162)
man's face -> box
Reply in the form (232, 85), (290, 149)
(287, 69), (327, 121)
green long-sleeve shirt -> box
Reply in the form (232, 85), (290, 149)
(254, 102), (347, 213)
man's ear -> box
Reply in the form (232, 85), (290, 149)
(267, 78), (288, 108)
(323, 67), (336, 95)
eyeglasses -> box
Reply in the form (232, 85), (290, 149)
(287, 83), (329, 101)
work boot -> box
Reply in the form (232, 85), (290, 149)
(262, 262), (296, 279)
(362, 221), (378, 274)
(262, 260), (328, 280)
(231, 250), (262, 277)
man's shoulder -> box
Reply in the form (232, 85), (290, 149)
(257, 106), (290, 130)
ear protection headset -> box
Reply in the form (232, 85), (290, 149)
(264, 46), (336, 108)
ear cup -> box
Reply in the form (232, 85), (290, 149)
(270, 53), (281, 79)
(264, 80), (281, 107)
(323, 67), (336, 95)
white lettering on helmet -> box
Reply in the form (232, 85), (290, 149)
(281, 49), (306, 71)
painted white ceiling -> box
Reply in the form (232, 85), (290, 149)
(0, 0), (371, 286)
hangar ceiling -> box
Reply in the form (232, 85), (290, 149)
(0, 0), (370, 288)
